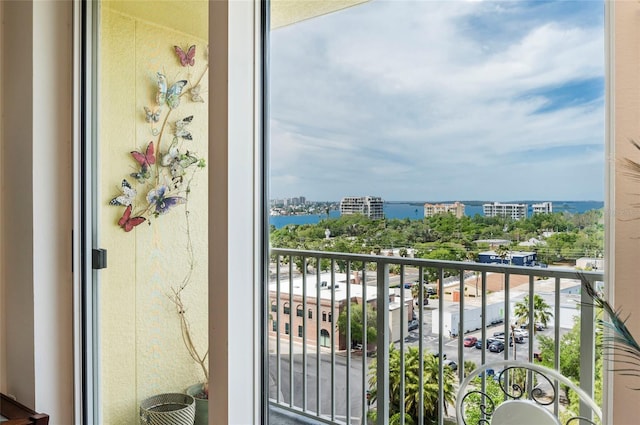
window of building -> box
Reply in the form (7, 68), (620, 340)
(272, 320), (277, 332)
(285, 323), (290, 335)
(328, 313), (332, 323)
(298, 325), (303, 337)
(308, 309), (313, 319)
(322, 312), (327, 322)
(296, 305), (303, 317)
(271, 302), (277, 312)
(320, 329), (330, 347)
(283, 303), (290, 315)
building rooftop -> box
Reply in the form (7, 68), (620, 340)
(269, 272), (413, 306)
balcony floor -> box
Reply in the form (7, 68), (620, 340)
(269, 405), (330, 425)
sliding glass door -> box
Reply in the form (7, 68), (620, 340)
(87, 2), (210, 423)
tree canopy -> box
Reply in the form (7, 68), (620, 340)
(367, 345), (456, 424)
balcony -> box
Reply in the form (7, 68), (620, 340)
(268, 248), (603, 425)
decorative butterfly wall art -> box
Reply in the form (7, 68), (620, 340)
(144, 106), (161, 123)
(109, 179), (137, 206)
(174, 45), (196, 67)
(174, 115), (194, 140)
(130, 141), (155, 183)
(147, 185), (186, 216)
(156, 72), (187, 110)
(190, 85), (205, 103)
(162, 141), (200, 184)
(118, 205), (146, 232)
(144, 106), (162, 135)
(111, 43), (207, 233)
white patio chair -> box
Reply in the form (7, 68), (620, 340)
(455, 360), (601, 425)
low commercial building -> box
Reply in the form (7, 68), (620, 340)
(483, 202), (527, 220)
(478, 250), (538, 266)
(424, 201), (465, 218)
(340, 196), (384, 219)
(269, 272), (413, 350)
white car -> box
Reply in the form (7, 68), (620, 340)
(513, 328), (529, 338)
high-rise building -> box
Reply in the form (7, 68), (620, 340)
(483, 202), (527, 220)
(340, 196), (384, 219)
(532, 201), (553, 214)
(424, 201), (465, 218)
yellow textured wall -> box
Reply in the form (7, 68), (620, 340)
(613, 1), (640, 422)
(99, 5), (208, 424)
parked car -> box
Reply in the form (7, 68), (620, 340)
(489, 341), (505, 353)
(513, 328), (528, 338)
(493, 336), (514, 346)
(463, 336), (478, 347)
(486, 337), (500, 348)
(511, 334), (525, 344)
(433, 352), (447, 359)
(444, 359), (458, 372)
(521, 322), (545, 331)
(408, 319), (419, 331)
(426, 286), (437, 296)
(493, 331), (505, 338)
(475, 339), (483, 349)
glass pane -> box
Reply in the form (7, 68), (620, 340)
(96, 2), (208, 424)
(268, 1), (604, 424)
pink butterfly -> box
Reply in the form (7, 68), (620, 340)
(174, 45), (196, 67)
(131, 141), (156, 168)
(118, 205), (146, 232)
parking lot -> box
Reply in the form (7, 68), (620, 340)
(396, 312), (557, 369)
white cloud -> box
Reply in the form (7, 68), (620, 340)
(269, 0), (605, 201)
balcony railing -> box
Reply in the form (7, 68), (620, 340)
(268, 248), (604, 425)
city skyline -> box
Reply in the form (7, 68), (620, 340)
(270, 0), (605, 202)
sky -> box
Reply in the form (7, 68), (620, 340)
(269, 0), (605, 202)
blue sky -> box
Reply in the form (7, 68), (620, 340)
(269, 0), (604, 202)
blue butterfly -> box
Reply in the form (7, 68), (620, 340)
(146, 185), (186, 215)
(156, 73), (187, 110)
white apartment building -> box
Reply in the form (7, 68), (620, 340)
(424, 201), (465, 218)
(532, 201), (553, 214)
(340, 196), (385, 219)
(483, 202), (528, 220)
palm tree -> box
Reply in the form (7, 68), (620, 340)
(367, 345), (456, 424)
(495, 245), (510, 290)
(513, 294), (553, 330)
(495, 244), (510, 265)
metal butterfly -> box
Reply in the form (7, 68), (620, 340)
(144, 106), (162, 123)
(109, 179), (137, 206)
(174, 45), (196, 67)
(162, 143), (199, 180)
(131, 141), (156, 168)
(190, 85), (204, 103)
(174, 115), (194, 140)
(147, 185), (186, 215)
(156, 73), (187, 110)
(118, 205), (146, 232)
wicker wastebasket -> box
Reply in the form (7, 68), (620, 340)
(140, 393), (195, 425)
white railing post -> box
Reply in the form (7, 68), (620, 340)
(376, 262), (390, 425)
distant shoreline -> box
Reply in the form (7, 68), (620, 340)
(270, 200), (604, 229)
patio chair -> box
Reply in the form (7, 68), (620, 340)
(455, 360), (601, 425)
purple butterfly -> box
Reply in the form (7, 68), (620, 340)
(146, 185), (185, 215)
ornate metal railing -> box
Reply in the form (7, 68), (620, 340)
(456, 360), (602, 425)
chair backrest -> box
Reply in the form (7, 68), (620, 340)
(455, 360), (601, 425)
